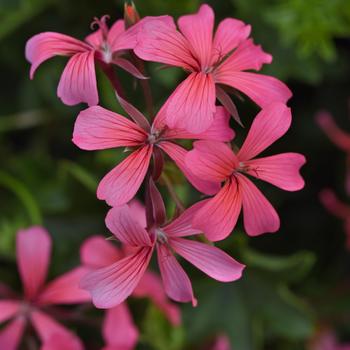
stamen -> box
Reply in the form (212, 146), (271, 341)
(90, 15), (110, 40)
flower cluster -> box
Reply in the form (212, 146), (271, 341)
(1, 2), (306, 349)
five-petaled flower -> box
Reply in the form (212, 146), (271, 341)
(134, 3), (292, 133)
(72, 97), (234, 207)
(186, 103), (306, 240)
(25, 16), (143, 107)
(80, 201), (245, 308)
(0, 227), (90, 350)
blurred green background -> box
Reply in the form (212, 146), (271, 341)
(0, 0), (350, 349)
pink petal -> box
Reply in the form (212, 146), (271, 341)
(319, 189), (350, 219)
(135, 16), (198, 70)
(211, 335), (231, 350)
(85, 29), (103, 48)
(97, 145), (153, 207)
(243, 153), (306, 191)
(157, 244), (197, 306)
(237, 174), (280, 236)
(212, 18), (251, 63)
(72, 106), (147, 150)
(108, 19), (139, 52)
(57, 50), (98, 106)
(316, 111), (350, 152)
(0, 317), (26, 350)
(37, 267), (91, 306)
(238, 103), (292, 161)
(217, 38), (272, 72)
(25, 32), (90, 79)
(186, 140), (237, 182)
(80, 235), (121, 268)
(41, 332), (84, 350)
(178, 4), (214, 69)
(166, 72), (216, 133)
(158, 141), (220, 195)
(16, 226), (51, 300)
(162, 106), (235, 142)
(162, 200), (209, 237)
(80, 247), (153, 308)
(128, 200), (147, 228)
(133, 271), (181, 325)
(193, 180), (242, 241)
(30, 310), (78, 343)
(105, 206), (152, 247)
(113, 57), (147, 79)
(0, 300), (20, 324)
(103, 304), (138, 349)
(215, 71), (292, 108)
(170, 237), (245, 282)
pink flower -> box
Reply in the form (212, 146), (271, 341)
(210, 335), (231, 350)
(80, 202), (245, 308)
(309, 329), (350, 350)
(80, 235), (181, 325)
(185, 103), (306, 240)
(25, 16), (143, 106)
(0, 226), (90, 350)
(316, 110), (350, 194)
(134, 4), (292, 132)
(319, 189), (350, 250)
(72, 97), (234, 207)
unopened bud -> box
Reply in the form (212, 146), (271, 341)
(124, 1), (140, 28)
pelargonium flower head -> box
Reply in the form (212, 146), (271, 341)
(134, 4), (292, 133)
(72, 95), (234, 207)
(0, 226), (90, 350)
(25, 16), (144, 106)
(186, 103), (306, 241)
(80, 202), (245, 308)
(319, 189), (350, 250)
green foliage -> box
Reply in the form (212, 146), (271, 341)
(141, 305), (185, 350)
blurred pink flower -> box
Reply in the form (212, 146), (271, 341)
(316, 110), (350, 195)
(186, 103), (306, 240)
(80, 202), (244, 308)
(134, 4), (292, 132)
(0, 226), (90, 350)
(72, 97), (234, 207)
(310, 329), (350, 350)
(211, 335), (231, 350)
(25, 16), (143, 106)
(319, 189), (350, 250)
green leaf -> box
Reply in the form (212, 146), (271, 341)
(141, 304), (185, 350)
(242, 249), (316, 282)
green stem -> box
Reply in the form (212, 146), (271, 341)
(0, 171), (42, 225)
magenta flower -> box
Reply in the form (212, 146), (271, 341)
(72, 98), (234, 206)
(80, 202), (245, 308)
(25, 16), (143, 106)
(134, 4), (292, 132)
(0, 226), (90, 350)
(316, 110), (350, 194)
(185, 103), (306, 240)
(319, 189), (350, 250)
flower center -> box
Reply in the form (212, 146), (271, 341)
(155, 228), (168, 244)
(147, 128), (162, 145)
